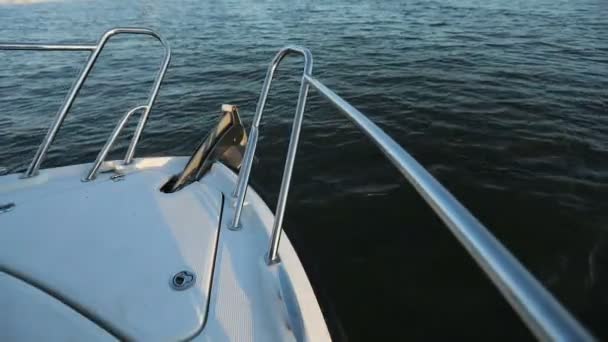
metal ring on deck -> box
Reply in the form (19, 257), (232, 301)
(170, 271), (196, 291)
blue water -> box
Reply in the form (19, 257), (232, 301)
(1, 0), (607, 340)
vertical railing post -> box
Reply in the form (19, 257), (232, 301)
(230, 47), (313, 236)
(265, 76), (310, 264)
(230, 55), (280, 230)
(21, 41), (105, 178)
(123, 33), (171, 164)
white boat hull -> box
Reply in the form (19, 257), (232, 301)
(0, 157), (330, 341)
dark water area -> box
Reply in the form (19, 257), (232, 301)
(1, 0), (607, 340)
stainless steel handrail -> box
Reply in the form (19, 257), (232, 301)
(232, 47), (593, 340)
(82, 105), (149, 181)
(0, 44), (97, 51)
(0, 27), (171, 178)
(231, 46), (313, 239)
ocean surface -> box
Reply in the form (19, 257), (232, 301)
(1, 0), (607, 340)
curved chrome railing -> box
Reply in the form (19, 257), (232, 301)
(0, 27), (171, 178)
(82, 105), (149, 181)
(231, 47), (593, 341)
(231, 46), (313, 238)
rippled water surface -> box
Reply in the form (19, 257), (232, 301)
(1, 0), (607, 340)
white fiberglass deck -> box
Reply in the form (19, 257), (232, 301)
(0, 157), (330, 341)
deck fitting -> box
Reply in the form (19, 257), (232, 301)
(110, 174), (125, 182)
(228, 223), (242, 231)
(170, 270), (196, 291)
